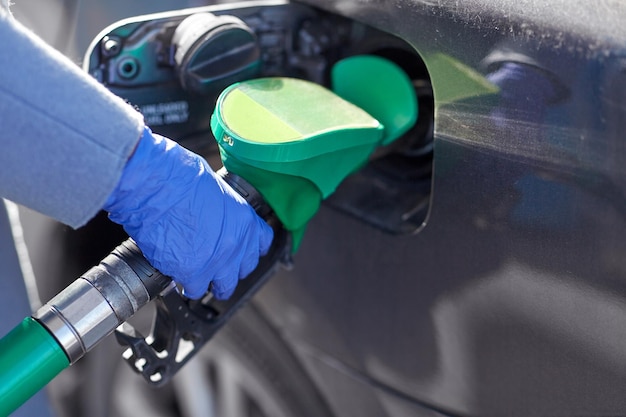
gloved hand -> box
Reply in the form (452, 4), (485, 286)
(103, 127), (273, 299)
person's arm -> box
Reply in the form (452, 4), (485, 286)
(0, 7), (144, 227)
(0, 8), (273, 299)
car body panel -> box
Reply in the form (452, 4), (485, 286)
(255, 1), (626, 415)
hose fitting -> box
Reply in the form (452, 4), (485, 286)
(33, 240), (170, 363)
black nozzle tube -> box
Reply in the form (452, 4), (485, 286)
(33, 239), (171, 363)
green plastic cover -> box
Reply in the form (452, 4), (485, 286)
(214, 77), (384, 164)
(211, 77), (385, 249)
(210, 56), (417, 250)
(331, 55), (418, 145)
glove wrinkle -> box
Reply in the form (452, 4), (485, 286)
(104, 127), (273, 300)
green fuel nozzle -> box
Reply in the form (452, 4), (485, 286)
(0, 55), (417, 417)
(210, 55), (418, 249)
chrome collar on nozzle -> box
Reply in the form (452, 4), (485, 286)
(33, 240), (170, 364)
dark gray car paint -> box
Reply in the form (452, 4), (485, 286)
(254, 1), (626, 416)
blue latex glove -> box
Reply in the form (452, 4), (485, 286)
(103, 127), (273, 299)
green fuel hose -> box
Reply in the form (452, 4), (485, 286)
(0, 240), (171, 417)
(0, 318), (69, 417)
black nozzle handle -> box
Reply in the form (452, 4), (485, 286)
(33, 239), (172, 364)
(112, 167), (291, 386)
(34, 166), (281, 367)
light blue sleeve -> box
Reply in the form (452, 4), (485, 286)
(0, 6), (144, 228)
